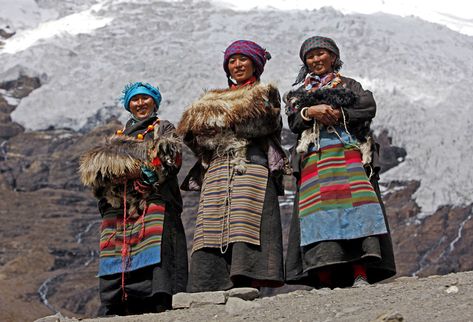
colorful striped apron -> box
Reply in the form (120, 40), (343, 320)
(298, 126), (387, 246)
(98, 201), (165, 277)
(192, 155), (268, 253)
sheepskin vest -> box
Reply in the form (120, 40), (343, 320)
(177, 83), (283, 173)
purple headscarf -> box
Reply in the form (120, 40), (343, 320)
(223, 40), (271, 80)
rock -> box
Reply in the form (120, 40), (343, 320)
(373, 311), (404, 322)
(0, 112), (11, 123)
(0, 26), (15, 39)
(226, 287), (259, 300)
(311, 287), (331, 295)
(224, 297), (260, 316)
(445, 285), (459, 294)
(395, 276), (418, 282)
(0, 95), (15, 114)
(0, 122), (24, 139)
(0, 74), (41, 99)
(172, 291), (227, 309)
(33, 313), (63, 322)
(375, 129), (407, 173)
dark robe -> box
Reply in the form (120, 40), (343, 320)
(285, 76), (396, 288)
(97, 116), (188, 315)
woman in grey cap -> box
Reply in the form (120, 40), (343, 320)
(284, 36), (396, 288)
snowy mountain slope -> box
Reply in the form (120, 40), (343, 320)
(0, 0), (472, 213)
(210, 0), (473, 36)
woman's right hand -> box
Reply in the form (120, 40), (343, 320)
(306, 104), (339, 126)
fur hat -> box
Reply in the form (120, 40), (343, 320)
(223, 40), (271, 80)
(121, 82), (162, 112)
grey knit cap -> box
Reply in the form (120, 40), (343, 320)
(299, 36), (340, 61)
(293, 36), (343, 85)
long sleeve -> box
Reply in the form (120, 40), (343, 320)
(156, 120), (182, 177)
(285, 90), (314, 134)
(340, 77), (376, 124)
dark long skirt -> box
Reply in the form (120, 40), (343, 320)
(98, 207), (188, 315)
(285, 175), (396, 288)
(188, 176), (284, 292)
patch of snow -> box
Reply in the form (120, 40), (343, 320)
(449, 211), (473, 252)
(0, 0), (57, 30)
(0, 1), (112, 54)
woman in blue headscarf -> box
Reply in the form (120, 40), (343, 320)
(80, 82), (187, 315)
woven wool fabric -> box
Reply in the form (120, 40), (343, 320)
(192, 156), (269, 253)
(299, 36), (340, 61)
(98, 201), (165, 276)
(298, 129), (387, 246)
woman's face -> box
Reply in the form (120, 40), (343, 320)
(228, 54), (255, 85)
(129, 94), (156, 120)
(305, 48), (336, 76)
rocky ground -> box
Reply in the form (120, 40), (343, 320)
(1, 73), (473, 322)
(37, 271), (473, 322)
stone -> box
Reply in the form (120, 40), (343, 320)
(315, 287), (332, 295)
(0, 75), (41, 99)
(445, 285), (459, 294)
(0, 95), (15, 114)
(0, 27), (15, 39)
(225, 297), (261, 316)
(33, 313), (63, 322)
(0, 122), (23, 139)
(394, 276), (418, 283)
(227, 287), (260, 300)
(172, 291), (227, 309)
(373, 311), (404, 322)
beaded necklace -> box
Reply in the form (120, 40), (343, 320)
(115, 118), (161, 140)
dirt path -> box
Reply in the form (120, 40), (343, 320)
(40, 271), (473, 322)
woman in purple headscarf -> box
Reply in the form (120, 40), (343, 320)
(284, 36), (396, 288)
(178, 40), (289, 292)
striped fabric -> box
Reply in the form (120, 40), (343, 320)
(192, 155), (268, 253)
(98, 202), (165, 276)
(298, 127), (387, 246)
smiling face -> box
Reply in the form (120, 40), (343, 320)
(305, 48), (336, 76)
(227, 54), (255, 85)
(128, 94), (156, 120)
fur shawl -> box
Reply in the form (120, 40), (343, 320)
(177, 83), (281, 172)
(79, 128), (181, 213)
(287, 87), (373, 165)
(177, 83), (280, 137)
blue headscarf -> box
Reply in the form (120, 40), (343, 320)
(121, 82), (162, 112)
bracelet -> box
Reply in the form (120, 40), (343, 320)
(300, 107), (312, 122)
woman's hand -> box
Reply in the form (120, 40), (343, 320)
(306, 104), (340, 126)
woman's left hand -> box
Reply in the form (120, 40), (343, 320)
(330, 108), (342, 124)
(306, 104), (341, 126)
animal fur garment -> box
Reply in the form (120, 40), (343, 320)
(79, 131), (181, 214)
(286, 87), (357, 111)
(177, 83), (280, 173)
(287, 88), (372, 165)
